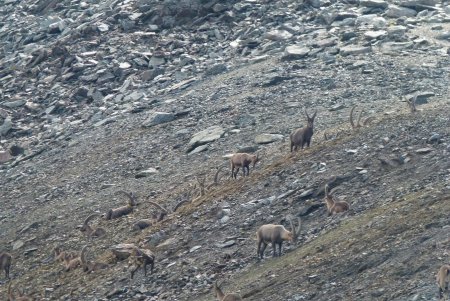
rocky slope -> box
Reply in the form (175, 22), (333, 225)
(0, 0), (449, 300)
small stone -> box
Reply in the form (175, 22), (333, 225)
(119, 62), (131, 69)
(220, 216), (230, 224)
(416, 148), (433, 154)
(135, 168), (159, 178)
(188, 145), (209, 155)
(142, 112), (175, 128)
(13, 240), (24, 250)
(299, 189), (314, 198)
(340, 46), (372, 56)
(189, 245), (202, 253)
(329, 104), (345, 111)
(364, 30), (387, 40)
(265, 30), (293, 41)
(216, 240), (236, 248)
(282, 45), (310, 60)
(254, 134), (284, 144)
(428, 133), (441, 144)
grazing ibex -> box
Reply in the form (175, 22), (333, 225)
(214, 280), (242, 301)
(129, 247), (155, 279)
(132, 219), (153, 231)
(290, 109), (317, 152)
(256, 217), (301, 259)
(437, 264), (450, 300)
(1, 252), (12, 279)
(53, 246), (77, 263)
(349, 105), (374, 130)
(80, 246), (109, 273)
(80, 214), (106, 239)
(63, 247), (85, 272)
(324, 184), (349, 216)
(104, 191), (137, 220)
(230, 153), (259, 179)
(8, 283), (34, 301)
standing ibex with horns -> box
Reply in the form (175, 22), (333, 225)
(230, 153), (259, 179)
(80, 214), (106, 239)
(290, 109), (317, 152)
(1, 252), (12, 279)
(129, 247), (155, 279)
(256, 217), (301, 259)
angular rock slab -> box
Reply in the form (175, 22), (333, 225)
(340, 46), (372, 56)
(360, 0), (389, 8)
(386, 5), (417, 18)
(188, 126), (225, 151)
(142, 112), (175, 128)
(282, 45), (310, 60)
(254, 133), (284, 144)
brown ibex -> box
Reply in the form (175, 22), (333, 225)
(290, 109), (317, 152)
(104, 191), (137, 220)
(256, 217), (301, 259)
(129, 247), (155, 279)
(53, 246), (77, 263)
(349, 105), (374, 129)
(80, 246), (109, 273)
(80, 214), (106, 239)
(214, 280), (242, 301)
(324, 184), (349, 215)
(63, 247), (85, 272)
(1, 252), (12, 279)
(8, 283), (34, 301)
(437, 264), (450, 300)
(230, 153), (259, 179)
(132, 219), (153, 231)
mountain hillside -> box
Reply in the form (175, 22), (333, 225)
(0, 0), (449, 300)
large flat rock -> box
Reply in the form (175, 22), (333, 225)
(187, 126), (225, 151)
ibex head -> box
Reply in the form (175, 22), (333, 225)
(305, 109), (317, 128)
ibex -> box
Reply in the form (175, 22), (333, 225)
(230, 153), (259, 179)
(53, 246), (77, 263)
(80, 214), (106, 239)
(104, 191), (137, 220)
(63, 247), (85, 272)
(437, 265), (450, 300)
(214, 280), (242, 301)
(290, 109), (317, 152)
(8, 283), (34, 301)
(349, 105), (374, 129)
(132, 219), (153, 231)
(324, 184), (349, 216)
(1, 252), (12, 279)
(129, 247), (155, 279)
(256, 217), (301, 259)
(80, 246), (109, 273)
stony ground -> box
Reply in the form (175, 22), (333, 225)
(1, 0), (450, 300)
